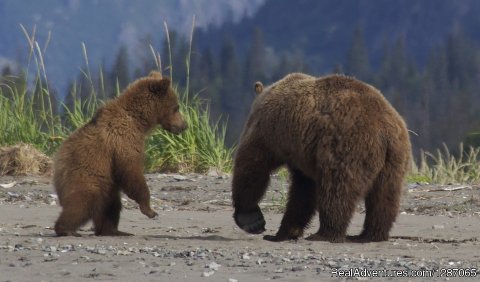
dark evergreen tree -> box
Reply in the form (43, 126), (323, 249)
(1, 65), (12, 77)
(244, 27), (267, 88)
(271, 53), (291, 81)
(136, 34), (159, 77)
(345, 25), (370, 81)
(446, 31), (477, 89)
(110, 46), (130, 96)
(219, 36), (243, 144)
(424, 46), (450, 150)
(161, 30), (190, 86)
(270, 50), (308, 81)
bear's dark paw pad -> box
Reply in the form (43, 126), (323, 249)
(56, 231), (81, 237)
(114, 230), (134, 236)
(263, 234), (294, 242)
(346, 235), (369, 243)
(108, 231), (133, 236)
(306, 233), (345, 243)
(263, 234), (279, 241)
(347, 234), (388, 243)
(98, 230), (134, 236)
(234, 211), (266, 234)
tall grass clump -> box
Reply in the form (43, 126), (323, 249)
(146, 18), (233, 173)
(409, 143), (480, 184)
(0, 81), (51, 148)
(146, 92), (233, 173)
(0, 25), (66, 154)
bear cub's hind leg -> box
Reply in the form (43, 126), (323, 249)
(93, 193), (133, 236)
(55, 209), (85, 237)
(54, 191), (92, 237)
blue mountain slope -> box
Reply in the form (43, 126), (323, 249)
(2, 0), (480, 94)
(196, 0), (480, 71)
(0, 0), (264, 94)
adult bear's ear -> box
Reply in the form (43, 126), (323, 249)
(254, 81), (263, 95)
(148, 78), (171, 95)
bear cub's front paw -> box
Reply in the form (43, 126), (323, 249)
(234, 209), (266, 234)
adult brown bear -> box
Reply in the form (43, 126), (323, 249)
(232, 73), (411, 243)
(54, 71), (187, 236)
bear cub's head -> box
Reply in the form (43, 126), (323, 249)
(127, 71), (187, 134)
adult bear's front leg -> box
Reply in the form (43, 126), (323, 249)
(232, 142), (281, 235)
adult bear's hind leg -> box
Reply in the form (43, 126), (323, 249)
(264, 167), (316, 242)
(349, 162), (404, 242)
(306, 168), (363, 243)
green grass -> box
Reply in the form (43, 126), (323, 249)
(146, 93), (233, 173)
(0, 78), (231, 173)
(0, 23), (232, 173)
(147, 17), (232, 173)
(0, 76), (64, 154)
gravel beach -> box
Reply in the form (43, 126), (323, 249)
(0, 173), (479, 281)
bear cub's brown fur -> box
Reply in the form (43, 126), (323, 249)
(54, 71), (187, 236)
(232, 73), (411, 243)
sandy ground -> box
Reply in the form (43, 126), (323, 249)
(0, 173), (479, 282)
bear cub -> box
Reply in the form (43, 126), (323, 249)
(54, 71), (187, 236)
(232, 73), (411, 243)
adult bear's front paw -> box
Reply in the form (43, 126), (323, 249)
(234, 208), (266, 234)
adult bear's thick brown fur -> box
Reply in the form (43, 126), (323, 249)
(232, 73), (411, 243)
(54, 71), (187, 236)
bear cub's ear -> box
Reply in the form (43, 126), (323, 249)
(148, 78), (171, 95)
(149, 71), (162, 79)
(254, 81), (263, 95)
